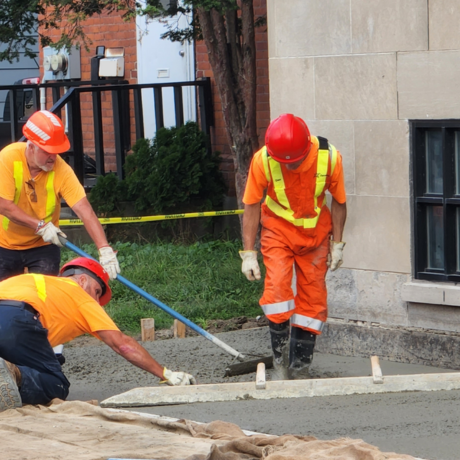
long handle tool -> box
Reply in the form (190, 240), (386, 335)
(60, 236), (246, 361)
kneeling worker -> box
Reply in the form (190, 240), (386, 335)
(0, 257), (195, 412)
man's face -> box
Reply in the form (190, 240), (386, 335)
(284, 157), (306, 170)
(29, 144), (57, 172)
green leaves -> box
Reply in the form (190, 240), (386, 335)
(90, 122), (226, 216)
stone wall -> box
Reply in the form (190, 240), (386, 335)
(267, 0), (460, 336)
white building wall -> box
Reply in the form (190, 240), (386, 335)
(267, 0), (460, 333)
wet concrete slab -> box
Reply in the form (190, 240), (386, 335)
(66, 327), (460, 460)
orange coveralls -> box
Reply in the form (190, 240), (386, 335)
(243, 136), (346, 335)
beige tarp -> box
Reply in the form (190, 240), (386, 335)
(0, 400), (419, 460)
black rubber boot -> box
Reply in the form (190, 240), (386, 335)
(288, 326), (316, 380)
(269, 320), (290, 380)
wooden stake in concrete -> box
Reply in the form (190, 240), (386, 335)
(256, 363), (266, 390)
(174, 319), (186, 338)
(141, 318), (155, 342)
(370, 355), (384, 384)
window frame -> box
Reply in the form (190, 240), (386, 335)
(411, 119), (460, 283)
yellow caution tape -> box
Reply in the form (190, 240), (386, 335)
(59, 209), (244, 227)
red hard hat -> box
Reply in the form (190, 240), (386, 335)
(265, 114), (311, 163)
(23, 110), (70, 154)
(60, 257), (112, 306)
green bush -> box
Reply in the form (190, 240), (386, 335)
(89, 122), (227, 215)
(86, 172), (127, 215)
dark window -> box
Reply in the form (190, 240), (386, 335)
(411, 120), (460, 282)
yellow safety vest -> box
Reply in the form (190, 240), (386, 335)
(2, 161), (56, 231)
(30, 273), (75, 303)
(261, 136), (337, 229)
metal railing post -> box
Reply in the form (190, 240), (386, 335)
(133, 87), (144, 141)
(174, 86), (184, 127)
(67, 90), (85, 185)
(92, 89), (105, 176)
(112, 88), (127, 180)
(52, 87), (61, 118)
(154, 86), (164, 131)
(9, 89), (18, 142)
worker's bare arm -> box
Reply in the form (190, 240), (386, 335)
(331, 198), (347, 242)
(0, 196), (40, 229)
(71, 197), (110, 249)
(242, 202), (261, 250)
(97, 329), (165, 379)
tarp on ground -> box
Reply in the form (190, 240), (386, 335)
(0, 400), (419, 460)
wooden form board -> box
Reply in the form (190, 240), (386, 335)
(101, 371), (460, 408)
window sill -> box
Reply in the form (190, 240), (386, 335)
(401, 280), (460, 307)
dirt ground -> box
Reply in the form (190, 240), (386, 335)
(64, 321), (460, 460)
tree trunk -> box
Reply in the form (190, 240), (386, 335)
(197, 0), (259, 214)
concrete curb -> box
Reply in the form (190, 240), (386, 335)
(317, 321), (460, 369)
(100, 371), (460, 408)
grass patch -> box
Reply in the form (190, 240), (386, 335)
(61, 240), (264, 334)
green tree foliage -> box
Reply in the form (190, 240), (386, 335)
(89, 121), (226, 215)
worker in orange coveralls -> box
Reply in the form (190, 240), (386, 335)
(239, 113), (347, 380)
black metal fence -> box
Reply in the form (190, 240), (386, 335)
(0, 78), (214, 188)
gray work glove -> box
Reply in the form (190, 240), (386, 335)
(239, 250), (261, 281)
(161, 367), (196, 386)
(36, 221), (67, 247)
(327, 241), (346, 271)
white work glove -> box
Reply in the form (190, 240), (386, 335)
(239, 250), (261, 281)
(327, 241), (346, 271)
(98, 246), (120, 280)
(36, 221), (67, 247)
(161, 367), (196, 386)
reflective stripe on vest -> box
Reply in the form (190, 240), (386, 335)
(31, 274), (47, 302)
(261, 298), (295, 316)
(290, 313), (325, 333)
(1, 163), (56, 231)
(2, 161), (23, 230)
(45, 172), (56, 222)
(30, 274), (76, 303)
(261, 139), (338, 229)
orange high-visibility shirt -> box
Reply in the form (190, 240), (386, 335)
(0, 142), (86, 249)
(243, 136), (346, 238)
(0, 274), (119, 347)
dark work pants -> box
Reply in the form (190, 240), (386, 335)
(0, 305), (70, 405)
(0, 245), (61, 281)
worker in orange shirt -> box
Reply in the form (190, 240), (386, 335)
(239, 114), (347, 380)
(0, 257), (195, 412)
(0, 110), (120, 282)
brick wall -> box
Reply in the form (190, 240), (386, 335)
(39, 3), (269, 190)
(195, 0), (269, 197)
(39, 11), (137, 173)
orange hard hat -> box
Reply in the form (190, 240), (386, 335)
(265, 114), (311, 163)
(60, 257), (112, 306)
(23, 110), (70, 154)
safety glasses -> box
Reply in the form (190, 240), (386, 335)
(26, 180), (37, 203)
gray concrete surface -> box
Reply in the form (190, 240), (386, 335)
(65, 327), (460, 460)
